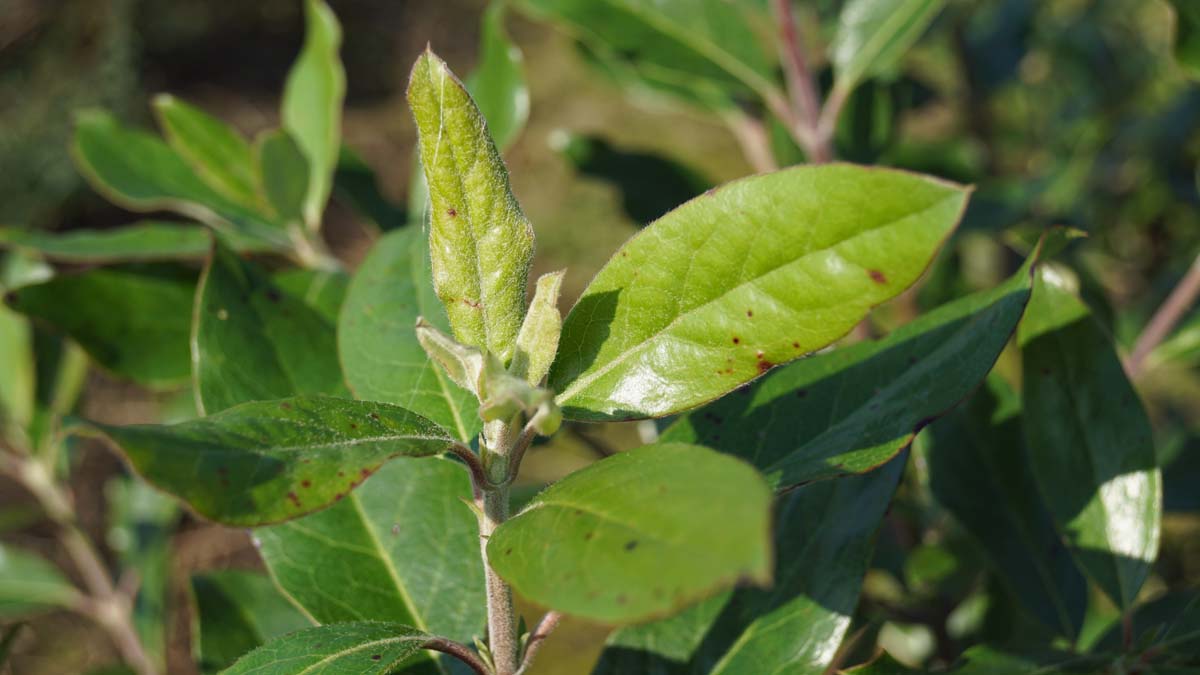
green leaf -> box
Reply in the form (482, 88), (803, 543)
(338, 228), (479, 442)
(597, 454), (905, 674)
(1018, 267), (1162, 610)
(256, 457), (486, 666)
(0, 223), (216, 262)
(927, 375), (1087, 640)
(1095, 590), (1200, 659)
(152, 94), (260, 208)
(271, 268), (348, 325)
(829, 0), (946, 96)
(282, 0), (346, 230)
(333, 147), (408, 232)
(511, 271), (564, 385)
(223, 622), (432, 675)
(72, 110), (289, 250)
(843, 647), (1108, 674)
(1169, 1), (1200, 79)
(466, 0), (529, 151)
(519, 0), (778, 106)
(91, 395), (454, 526)
(489, 443), (772, 625)
(191, 570), (311, 673)
(194, 244), (348, 415)
(0, 305), (33, 434)
(258, 129), (310, 226)
(5, 264), (195, 388)
(406, 50), (534, 361)
(550, 164), (967, 421)
(0, 542), (79, 616)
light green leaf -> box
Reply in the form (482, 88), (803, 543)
(258, 129), (310, 226)
(222, 622), (432, 675)
(256, 457), (486, 670)
(338, 228), (479, 442)
(551, 164), (968, 421)
(5, 264), (195, 388)
(406, 50), (534, 361)
(194, 243), (348, 415)
(512, 271), (564, 386)
(72, 110), (289, 250)
(271, 268), (348, 324)
(1018, 267), (1162, 610)
(153, 94), (260, 208)
(282, 0), (346, 230)
(0, 305), (33, 434)
(927, 375), (1087, 639)
(0, 222), (217, 262)
(0, 542), (79, 617)
(91, 395), (454, 526)
(1169, 1), (1200, 79)
(415, 320), (490, 398)
(489, 443), (772, 625)
(191, 570), (312, 673)
(829, 0), (945, 96)
(466, 0), (529, 150)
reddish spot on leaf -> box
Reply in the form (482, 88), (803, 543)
(792, 341), (800, 349)
(349, 423), (358, 430)
(755, 350), (773, 374)
(337, 471), (345, 477)
(301, 480), (312, 489)
(369, 412), (380, 421)
(447, 208), (457, 217)
(334, 493), (344, 501)
(732, 336), (740, 345)
(280, 402), (292, 410)
(287, 492), (301, 508)
(462, 298), (482, 309)
(868, 269), (888, 284)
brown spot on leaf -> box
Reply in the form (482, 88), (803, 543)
(868, 269), (887, 284)
(625, 540), (639, 551)
(446, 208), (457, 217)
(369, 412), (380, 421)
(462, 298), (482, 309)
(506, 548), (513, 556)
(280, 402), (292, 410)
(301, 480), (311, 488)
(349, 423), (358, 430)
(287, 492), (301, 507)
(746, 310), (753, 317)
(584, 531), (594, 541)
(266, 288), (281, 303)
(732, 336), (740, 344)
(616, 594), (627, 605)
(371, 654), (382, 661)
(792, 342), (800, 349)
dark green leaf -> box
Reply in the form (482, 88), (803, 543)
(1095, 591), (1200, 660)
(282, 0), (346, 230)
(152, 94), (260, 209)
(1169, 1), (1200, 79)
(1019, 268), (1161, 610)
(0, 542), (78, 616)
(258, 129), (310, 226)
(194, 244), (348, 415)
(0, 223), (215, 262)
(927, 375), (1087, 639)
(550, 164), (968, 421)
(5, 264), (195, 388)
(256, 457), (485, 666)
(466, 0), (529, 151)
(272, 268), (348, 325)
(339, 220), (479, 442)
(223, 622), (431, 675)
(843, 647), (1108, 674)
(191, 570), (311, 673)
(92, 395), (454, 526)
(659, 240), (1032, 490)
(489, 443), (772, 625)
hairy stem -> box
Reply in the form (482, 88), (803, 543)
(480, 484), (518, 675)
(424, 637), (492, 675)
(1127, 251), (1200, 376)
(773, 0), (833, 163)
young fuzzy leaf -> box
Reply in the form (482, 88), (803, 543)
(830, 0), (946, 96)
(223, 621), (432, 675)
(257, 129), (310, 225)
(406, 50), (535, 361)
(551, 164), (968, 421)
(338, 228), (479, 442)
(512, 271), (564, 385)
(489, 443), (772, 625)
(415, 319), (490, 397)
(282, 0), (346, 230)
(152, 94), (260, 208)
(661, 253), (1034, 490)
(1019, 267), (1162, 610)
(91, 395), (454, 526)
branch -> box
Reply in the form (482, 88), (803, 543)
(449, 443), (493, 499)
(1126, 252), (1200, 376)
(773, 0), (832, 162)
(504, 424), (539, 485)
(423, 637), (491, 675)
(721, 110), (779, 173)
(516, 611), (564, 675)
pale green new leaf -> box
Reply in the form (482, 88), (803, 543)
(829, 0), (945, 95)
(92, 395), (454, 526)
(550, 164), (968, 421)
(466, 0), (529, 150)
(282, 0), (346, 230)
(1018, 267), (1162, 610)
(338, 228), (479, 442)
(489, 443), (772, 625)
(222, 622), (431, 675)
(0, 306), (33, 433)
(512, 271), (564, 386)
(153, 94), (260, 208)
(258, 129), (310, 226)
(406, 50), (534, 362)
(0, 542), (79, 617)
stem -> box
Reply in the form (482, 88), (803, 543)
(480, 485), (519, 675)
(424, 637), (491, 675)
(721, 111), (779, 173)
(516, 611), (563, 675)
(1126, 252), (1200, 376)
(773, 0), (833, 163)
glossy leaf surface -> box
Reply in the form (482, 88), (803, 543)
(928, 376), (1087, 639)
(191, 570), (311, 673)
(223, 622), (430, 675)
(0, 223), (213, 262)
(489, 443), (772, 625)
(5, 264), (194, 388)
(830, 0), (945, 95)
(339, 228), (479, 442)
(407, 50), (534, 361)
(1019, 268), (1161, 609)
(659, 236), (1031, 490)
(466, 0), (529, 151)
(550, 164), (968, 421)
(153, 94), (259, 208)
(194, 244), (347, 415)
(281, 0), (345, 229)
(258, 129), (310, 225)
(0, 543), (78, 617)
(93, 395), (453, 526)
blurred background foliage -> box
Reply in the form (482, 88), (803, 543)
(1, 0), (1200, 673)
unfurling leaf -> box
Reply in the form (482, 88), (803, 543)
(512, 270), (565, 386)
(415, 318), (492, 397)
(407, 50), (534, 362)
